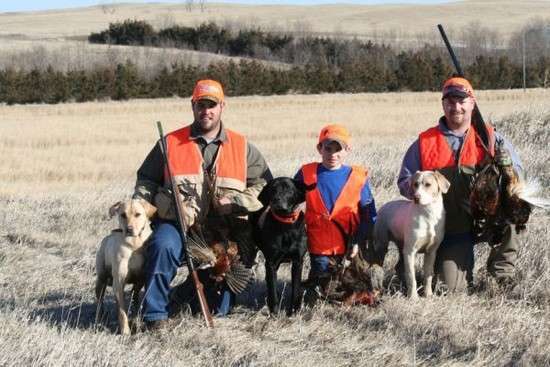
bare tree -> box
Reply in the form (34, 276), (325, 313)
(99, 0), (116, 15)
(459, 21), (500, 65)
(185, 0), (194, 12)
(509, 18), (550, 65)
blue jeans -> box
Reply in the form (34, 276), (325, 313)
(308, 254), (344, 278)
(143, 221), (235, 321)
(309, 255), (331, 277)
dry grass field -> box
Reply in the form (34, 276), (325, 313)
(1, 89), (549, 366)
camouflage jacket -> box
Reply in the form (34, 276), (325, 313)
(134, 122), (272, 225)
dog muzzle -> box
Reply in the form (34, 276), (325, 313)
(271, 210), (301, 224)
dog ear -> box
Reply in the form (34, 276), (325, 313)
(293, 179), (315, 201)
(257, 180), (274, 207)
(293, 179), (307, 202)
(433, 171), (450, 194)
(140, 199), (157, 218)
(108, 201), (122, 218)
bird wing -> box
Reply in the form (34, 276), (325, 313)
(224, 261), (254, 294)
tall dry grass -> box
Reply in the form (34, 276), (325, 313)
(0, 89), (549, 366)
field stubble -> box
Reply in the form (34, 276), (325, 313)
(0, 89), (549, 366)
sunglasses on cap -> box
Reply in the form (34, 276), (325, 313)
(195, 99), (218, 109)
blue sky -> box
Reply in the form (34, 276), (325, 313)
(1, 1), (453, 13)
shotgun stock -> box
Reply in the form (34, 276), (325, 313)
(156, 121), (214, 328)
(437, 24), (492, 156)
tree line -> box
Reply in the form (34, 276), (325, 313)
(2, 52), (549, 105)
(88, 19), (550, 68)
(1, 19), (549, 105)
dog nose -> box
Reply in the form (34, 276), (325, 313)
(413, 194), (420, 204)
(127, 225), (134, 234)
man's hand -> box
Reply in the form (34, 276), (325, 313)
(343, 244), (359, 269)
(495, 147), (512, 167)
(215, 197), (232, 215)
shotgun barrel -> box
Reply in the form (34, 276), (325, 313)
(156, 121), (214, 328)
(437, 24), (492, 155)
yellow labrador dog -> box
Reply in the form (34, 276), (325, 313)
(95, 198), (156, 335)
(374, 171), (450, 299)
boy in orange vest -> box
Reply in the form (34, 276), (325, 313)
(294, 124), (377, 300)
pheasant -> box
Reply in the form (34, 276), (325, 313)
(471, 142), (548, 244)
(186, 232), (253, 294)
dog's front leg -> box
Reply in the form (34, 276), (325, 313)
(403, 250), (418, 299)
(423, 249), (437, 297)
(113, 265), (130, 335)
(264, 261), (280, 314)
(288, 259), (303, 316)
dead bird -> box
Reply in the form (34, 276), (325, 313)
(471, 142), (550, 244)
(305, 249), (384, 307)
(186, 231), (253, 294)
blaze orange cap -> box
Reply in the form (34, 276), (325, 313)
(318, 124), (351, 148)
(192, 79), (224, 103)
(442, 77), (474, 99)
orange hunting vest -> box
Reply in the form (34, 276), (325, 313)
(302, 163), (368, 256)
(418, 123), (495, 233)
(164, 125), (247, 221)
(419, 124), (495, 170)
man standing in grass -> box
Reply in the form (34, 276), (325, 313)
(294, 124), (377, 303)
(388, 77), (523, 294)
(133, 79), (272, 330)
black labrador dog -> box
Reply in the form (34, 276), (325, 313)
(251, 177), (311, 315)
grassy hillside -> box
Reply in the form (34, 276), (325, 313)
(1, 1), (548, 41)
(1, 1), (547, 72)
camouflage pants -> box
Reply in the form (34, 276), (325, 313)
(486, 224), (519, 280)
(435, 224), (519, 292)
